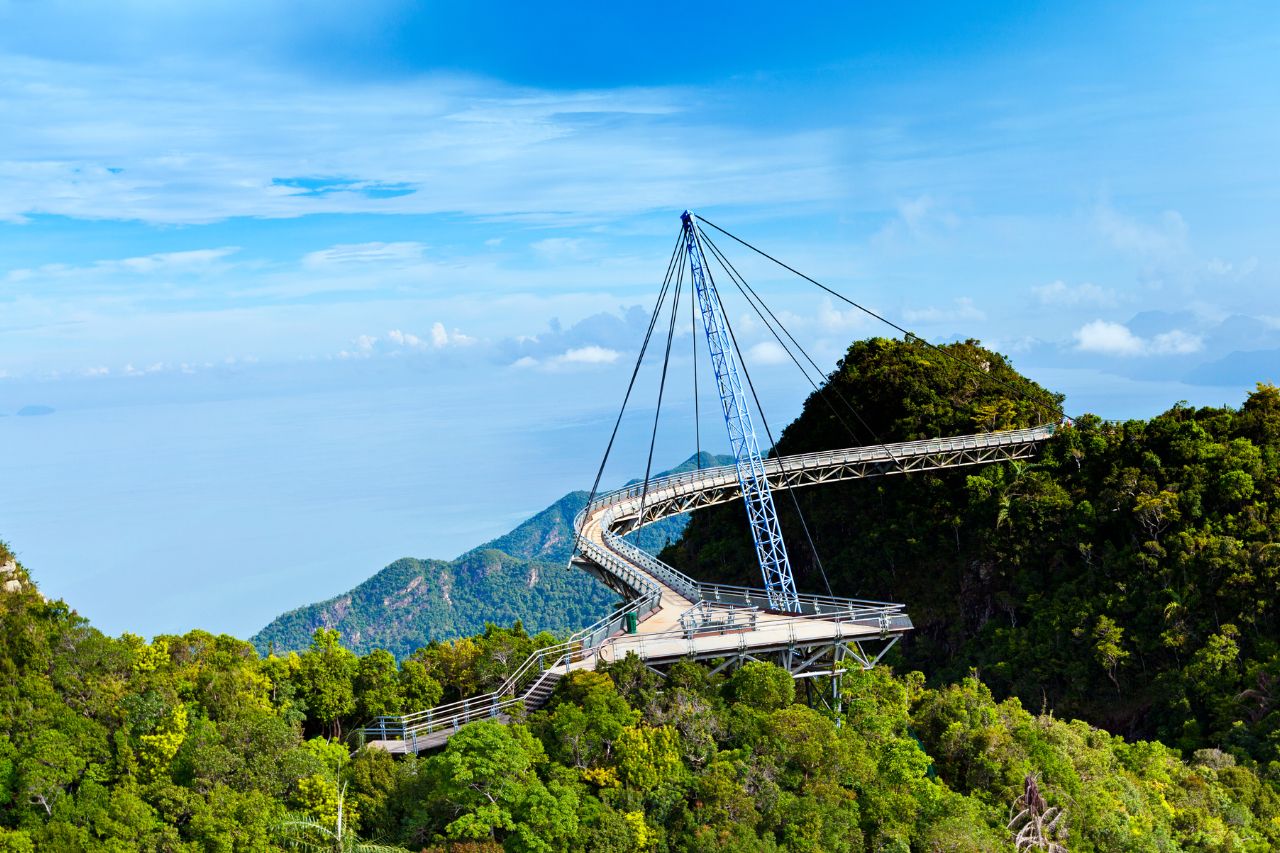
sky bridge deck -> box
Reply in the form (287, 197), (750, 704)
(362, 425), (1055, 754)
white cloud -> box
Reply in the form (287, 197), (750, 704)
(387, 329), (422, 348)
(122, 361), (167, 376)
(1074, 320), (1145, 356)
(1033, 280), (1117, 307)
(509, 345), (622, 371)
(815, 297), (870, 333)
(904, 297), (984, 324)
(1150, 329), (1203, 355)
(554, 345), (619, 365)
(380, 324), (476, 353)
(1074, 320), (1202, 357)
(746, 340), (788, 365)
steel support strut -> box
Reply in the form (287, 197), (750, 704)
(682, 211), (801, 612)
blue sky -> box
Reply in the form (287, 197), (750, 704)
(0, 1), (1278, 636)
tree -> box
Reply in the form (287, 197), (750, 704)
(278, 781), (409, 853)
(1007, 773), (1066, 852)
(18, 730), (85, 817)
(397, 659), (442, 712)
(613, 725), (682, 794)
(723, 661), (794, 712)
(299, 629), (358, 739)
(424, 721), (578, 851)
(354, 650), (402, 721)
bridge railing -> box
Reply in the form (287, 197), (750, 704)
(361, 557), (663, 744)
(601, 596), (913, 664)
(695, 581), (906, 618)
(679, 601), (759, 637)
(601, 527), (702, 601)
(763, 423), (1056, 473)
(578, 529), (669, 606)
(589, 424), (1056, 514)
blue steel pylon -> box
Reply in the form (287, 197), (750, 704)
(681, 211), (801, 612)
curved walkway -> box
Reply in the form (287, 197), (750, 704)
(363, 424), (1056, 753)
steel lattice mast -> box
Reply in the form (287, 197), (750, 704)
(681, 211), (801, 612)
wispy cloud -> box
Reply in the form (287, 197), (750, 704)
(1094, 203), (1189, 259)
(0, 54), (846, 226)
(302, 242), (426, 269)
(1033, 280), (1118, 308)
(6, 247), (239, 283)
(903, 296), (984, 324)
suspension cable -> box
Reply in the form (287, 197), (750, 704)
(700, 229), (901, 467)
(637, 246), (686, 529)
(694, 214), (1066, 422)
(573, 231), (684, 558)
(690, 222), (836, 597)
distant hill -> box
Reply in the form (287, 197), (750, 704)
(251, 451), (731, 658)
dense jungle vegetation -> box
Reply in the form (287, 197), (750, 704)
(2, 556), (1280, 851)
(2, 336), (1277, 850)
(665, 337), (1280, 768)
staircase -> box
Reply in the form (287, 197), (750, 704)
(521, 668), (563, 713)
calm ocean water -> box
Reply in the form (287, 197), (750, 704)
(0, 359), (1246, 639)
(0, 361), (769, 638)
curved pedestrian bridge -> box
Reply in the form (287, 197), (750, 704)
(362, 424), (1056, 753)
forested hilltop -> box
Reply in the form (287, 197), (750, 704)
(2, 535), (1280, 850)
(665, 336), (1280, 767)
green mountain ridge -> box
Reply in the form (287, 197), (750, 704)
(252, 452), (733, 659)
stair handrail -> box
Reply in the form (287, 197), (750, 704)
(363, 566), (662, 739)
